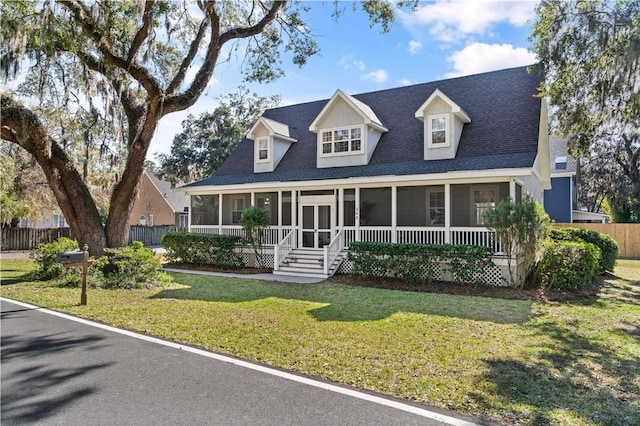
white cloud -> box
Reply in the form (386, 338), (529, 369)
(338, 54), (366, 71)
(399, 1), (537, 42)
(445, 42), (538, 77)
(398, 78), (412, 86)
(362, 69), (389, 83)
(408, 40), (423, 54)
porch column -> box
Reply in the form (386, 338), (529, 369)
(291, 190), (297, 227)
(355, 187), (361, 242)
(444, 184), (451, 244)
(277, 190), (283, 241)
(251, 192), (255, 207)
(509, 179), (516, 200)
(218, 193), (223, 234)
(391, 185), (397, 243)
(338, 188), (344, 230)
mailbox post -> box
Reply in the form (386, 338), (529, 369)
(56, 244), (90, 305)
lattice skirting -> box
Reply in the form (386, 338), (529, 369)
(337, 258), (511, 287)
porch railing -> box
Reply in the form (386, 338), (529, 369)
(190, 225), (502, 256)
(274, 228), (296, 271)
(323, 229), (345, 275)
(188, 225), (292, 245)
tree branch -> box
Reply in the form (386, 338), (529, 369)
(57, 0), (162, 97)
(219, 0), (286, 44)
(166, 15), (210, 94)
(127, 0), (156, 64)
(163, 0), (285, 114)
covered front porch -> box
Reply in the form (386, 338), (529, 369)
(187, 178), (526, 280)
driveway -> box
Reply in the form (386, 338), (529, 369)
(1, 299), (481, 426)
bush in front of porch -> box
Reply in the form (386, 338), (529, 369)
(162, 232), (243, 269)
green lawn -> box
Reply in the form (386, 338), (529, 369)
(1, 258), (639, 425)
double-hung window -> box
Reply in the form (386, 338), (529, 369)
(472, 186), (497, 225)
(321, 126), (362, 155)
(428, 114), (448, 146)
(257, 138), (269, 162)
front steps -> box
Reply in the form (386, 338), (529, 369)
(274, 248), (345, 279)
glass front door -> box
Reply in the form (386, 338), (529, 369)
(301, 204), (332, 248)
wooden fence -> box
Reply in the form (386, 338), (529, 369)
(128, 225), (182, 247)
(1, 227), (74, 251)
(0, 225), (183, 251)
(555, 223), (640, 259)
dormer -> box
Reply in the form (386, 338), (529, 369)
(309, 90), (388, 169)
(247, 117), (297, 173)
(414, 89), (471, 161)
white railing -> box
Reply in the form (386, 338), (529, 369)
(189, 226), (220, 234)
(450, 227), (502, 254)
(274, 228), (296, 271)
(323, 229), (345, 275)
(396, 227), (446, 245)
(359, 227), (393, 243)
(190, 225), (502, 257)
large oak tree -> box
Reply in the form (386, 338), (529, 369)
(1, 0), (415, 253)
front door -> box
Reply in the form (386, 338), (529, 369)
(301, 204), (332, 248)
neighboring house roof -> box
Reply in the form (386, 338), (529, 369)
(146, 171), (189, 213)
(185, 65), (542, 188)
(548, 136), (578, 174)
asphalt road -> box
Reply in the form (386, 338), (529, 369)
(1, 299), (482, 426)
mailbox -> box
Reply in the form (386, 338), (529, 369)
(56, 251), (85, 264)
(56, 246), (90, 305)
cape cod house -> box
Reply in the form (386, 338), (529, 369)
(181, 66), (551, 282)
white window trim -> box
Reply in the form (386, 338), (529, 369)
(427, 113), (450, 148)
(256, 137), (270, 163)
(148, 214), (154, 227)
(470, 185), (499, 226)
(231, 197), (245, 224)
(319, 125), (364, 157)
(426, 188), (445, 226)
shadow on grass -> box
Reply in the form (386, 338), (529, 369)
(470, 280), (640, 424)
(1, 312), (112, 424)
(0, 271), (36, 286)
(154, 274), (532, 324)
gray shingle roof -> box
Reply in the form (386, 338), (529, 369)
(146, 171), (189, 212)
(549, 136), (578, 174)
(185, 65), (541, 188)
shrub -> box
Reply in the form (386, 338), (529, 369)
(240, 206), (270, 268)
(90, 241), (170, 289)
(29, 237), (79, 283)
(537, 239), (600, 290)
(482, 196), (550, 287)
(348, 242), (495, 286)
(162, 232), (243, 268)
(549, 227), (618, 273)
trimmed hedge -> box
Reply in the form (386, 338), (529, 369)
(550, 227), (618, 273)
(347, 241), (495, 286)
(162, 232), (243, 269)
(537, 239), (601, 290)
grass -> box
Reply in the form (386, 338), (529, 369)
(1, 258), (639, 425)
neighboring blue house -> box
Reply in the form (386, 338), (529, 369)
(544, 137), (608, 223)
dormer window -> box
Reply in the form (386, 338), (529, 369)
(257, 138), (269, 162)
(321, 126), (363, 156)
(429, 115), (448, 146)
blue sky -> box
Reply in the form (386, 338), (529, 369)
(152, 0), (539, 156)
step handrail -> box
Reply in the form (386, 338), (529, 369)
(323, 229), (345, 275)
(274, 228), (296, 271)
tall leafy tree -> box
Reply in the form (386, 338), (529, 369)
(531, 0), (640, 222)
(156, 87), (279, 186)
(0, 0), (416, 253)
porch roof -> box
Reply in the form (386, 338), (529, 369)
(184, 152), (536, 187)
(184, 66), (542, 189)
